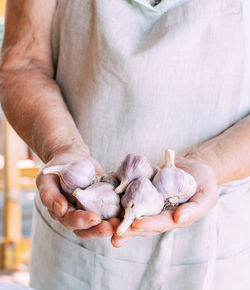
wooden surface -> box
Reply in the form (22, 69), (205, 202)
(3, 118), (22, 242)
(0, 167), (40, 190)
(0, 0), (5, 17)
(1, 119), (37, 270)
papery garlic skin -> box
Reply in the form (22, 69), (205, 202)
(116, 177), (164, 236)
(152, 149), (197, 207)
(43, 159), (95, 194)
(151, 164), (160, 180)
(115, 154), (154, 194)
(153, 167), (197, 207)
(73, 182), (121, 219)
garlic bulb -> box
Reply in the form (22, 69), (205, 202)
(100, 172), (120, 188)
(152, 149), (197, 207)
(115, 154), (154, 193)
(73, 182), (121, 219)
(43, 159), (95, 194)
(116, 177), (164, 236)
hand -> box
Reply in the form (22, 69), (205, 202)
(111, 156), (219, 248)
(36, 151), (117, 239)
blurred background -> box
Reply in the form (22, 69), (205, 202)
(0, 0), (41, 287)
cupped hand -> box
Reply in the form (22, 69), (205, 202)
(36, 152), (117, 240)
(111, 156), (219, 248)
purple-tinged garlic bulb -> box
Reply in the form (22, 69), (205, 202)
(43, 159), (95, 194)
(115, 154), (154, 194)
(100, 172), (120, 188)
(73, 182), (121, 219)
(116, 177), (164, 236)
(152, 149), (197, 207)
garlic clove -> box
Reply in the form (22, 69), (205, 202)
(153, 149), (197, 207)
(116, 177), (164, 235)
(73, 182), (121, 219)
(43, 159), (95, 194)
(115, 154), (154, 194)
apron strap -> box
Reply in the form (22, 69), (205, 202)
(201, 208), (218, 290)
(139, 228), (177, 289)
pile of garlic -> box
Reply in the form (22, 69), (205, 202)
(43, 149), (197, 235)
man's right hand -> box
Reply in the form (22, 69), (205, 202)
(36, 152), (119, 239)
(0, 0), (121, 240)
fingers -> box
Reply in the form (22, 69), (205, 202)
(87, 156), (105, 176)
(59, 210), (101, 231)
(37, 173), (68, 216)
(173, 183), (218, 225)
(74, 220), (114, 239)
(111, 230), (158, 248)
(49, 203), (101, 231)
(109, 218), (159, 248)
(111, 183), (218, 247)
(131, 209), (177, 233)
(111, 235), (131, 248)
(73, 218), (121, 240)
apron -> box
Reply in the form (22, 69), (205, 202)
(30, 0), (250, 289)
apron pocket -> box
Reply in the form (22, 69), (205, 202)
(30, 205), (95, 290)
(30, 203), (148, 290)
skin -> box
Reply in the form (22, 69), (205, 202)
(0, 1), (250, 247)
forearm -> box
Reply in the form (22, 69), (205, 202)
(0, 0), (90, 164)
(0, 68), (89, 163)
(185, 116), (250, 184)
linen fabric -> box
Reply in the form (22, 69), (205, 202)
(30, 0), (250, 289)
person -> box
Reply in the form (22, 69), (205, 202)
(1, 0), (250, 289)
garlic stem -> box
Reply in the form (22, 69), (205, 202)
(115, 179), (129, 194)
(43, 165), (64, 175)
(116, 206), (136, 235)
(164, 149), (176, 168)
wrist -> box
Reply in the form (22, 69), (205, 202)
(44, 143), (91, 164)
(183, 148), (221, 183)
(44, 144), (104, 176)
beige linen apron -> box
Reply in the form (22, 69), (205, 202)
(30, 0), (250, 289)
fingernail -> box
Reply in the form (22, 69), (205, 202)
(54, 202), (62, 216)
(112, 239), (123, 248)
(89, 219), (101, 226)
(177, 213), (190, 224)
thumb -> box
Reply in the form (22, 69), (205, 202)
(88, 156), (105, 176)
(173, 186), (218, 226)
(37, 172), (68, 216)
